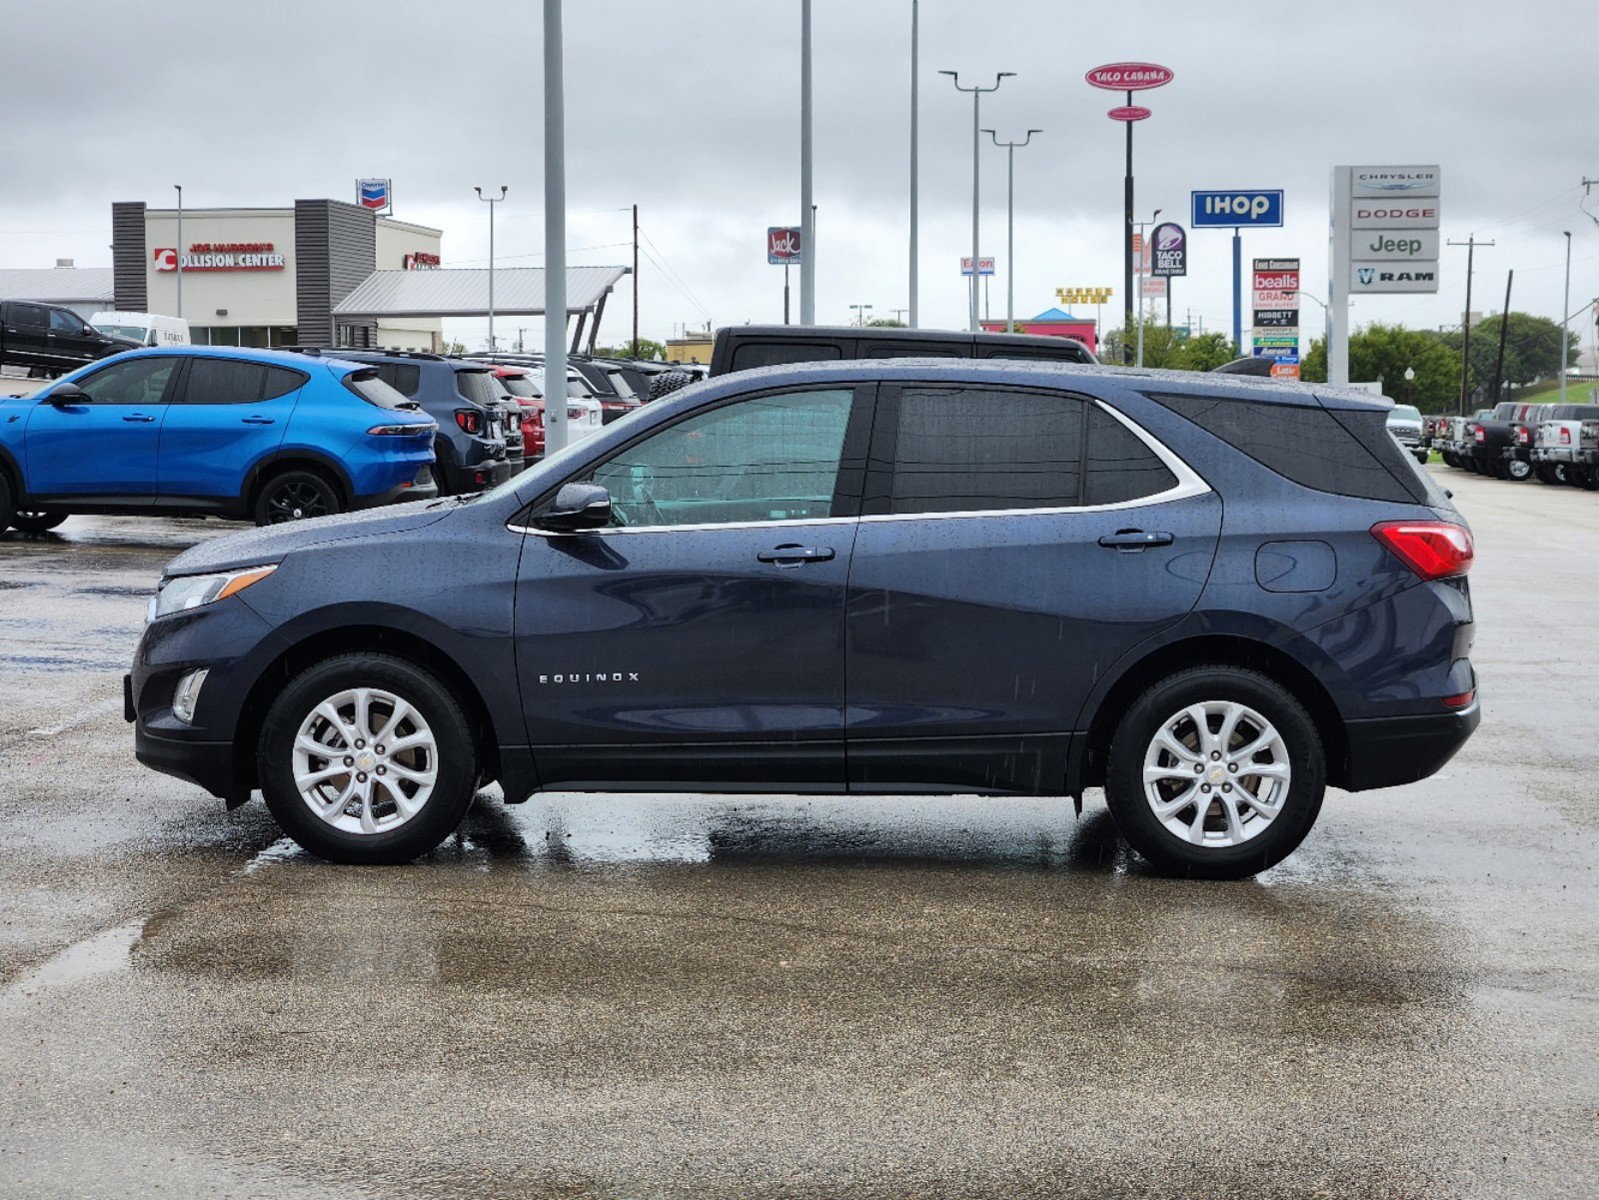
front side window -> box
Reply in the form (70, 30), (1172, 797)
(49, 309), (86, 335)
(591, 388), (855, 528)
(890, 387), (1085, 514)
(72, 356), (178, 405)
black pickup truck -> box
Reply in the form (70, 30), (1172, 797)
(0, 300), (140, 377)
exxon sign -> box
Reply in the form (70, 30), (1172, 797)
(1191, 190), (1284, 229)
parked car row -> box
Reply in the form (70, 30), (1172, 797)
(1429, 400), (1599, 489)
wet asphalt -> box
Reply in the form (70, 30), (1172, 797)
(0, 467), (1595, 1199)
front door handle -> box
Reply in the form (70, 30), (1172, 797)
(757, 544), (836, 564)
(240, 415), (275, 425)
(121, 413), (156, 423)
(1098, 530), (1174, 550)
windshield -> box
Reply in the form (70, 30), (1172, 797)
(1389, 405), (1421, 422)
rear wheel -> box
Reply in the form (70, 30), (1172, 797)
(1103, 667), (1326, 879)
(0, 472), (14, 531)
(258, 654), (477, 864)
(1574, 467), (1599, 491)
(8, 511), (67, 533)
(1505, 458), (1533, 482)
(253, 469), (341, 526)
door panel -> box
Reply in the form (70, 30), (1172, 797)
(24, 356), (179, 498)
(158, 359), (303, 499)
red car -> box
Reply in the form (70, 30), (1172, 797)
(491, 367), (546, 461)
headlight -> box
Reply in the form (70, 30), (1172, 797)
(148, 565), (277, 622)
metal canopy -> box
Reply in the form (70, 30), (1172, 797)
(332, 265), (628, 319)
(0, 267), (114, 306)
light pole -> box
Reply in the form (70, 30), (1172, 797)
(849, 303), (873, 326)
(940, 70), (1014, 332)
(908, 0), (919, 328)
(983, 128), (1040, 334)
(1294, 289), (1331, 373)
(474, 185), (508, 352)
(1561, 230), (1572, 406)
(173, 183), (183, 320)
(1132, 208), (1161, 367)
(542, 0), (567, 453)
(800, 0), (815, 325)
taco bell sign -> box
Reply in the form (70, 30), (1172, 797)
(767, 227), (803, 265)
(1150, 222), (1187, 277)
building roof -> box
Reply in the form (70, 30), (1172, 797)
(333, 266), (629, 319)
(0, 267), (114, 305)
(1028, 306), (1089, 322)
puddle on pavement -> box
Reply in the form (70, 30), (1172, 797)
(1, 921), (142, 1001)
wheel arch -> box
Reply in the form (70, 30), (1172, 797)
(241, 450), (354, 511)
(1073, 633), (1351, 794)
(0, 443), (25, 504)
(232, 623), (507, 799)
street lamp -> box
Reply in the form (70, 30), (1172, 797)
(474, 185), (508, 352)
(1404, 365), (1415, 406)
(983, 128), (1041, 335)
(849, 303), (874, 326)
(1132, 207), (1161, 367)
(1561, 231), (1572, 406)
(940, 69), (1014, 332)
(173, 183), (183, 320)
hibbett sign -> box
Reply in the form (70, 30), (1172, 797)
(154, 243), (287, 272)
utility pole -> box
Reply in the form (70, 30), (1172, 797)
(1561, 231), (1572, 406)
(984, 128), (1040, 334)
(908, 0), (919, 328)
(631, 204), (639, 357)
(799, 0), (815, 325)
(1447, 234), (1493, 415)
(941, 70), (1014, 332)
(1489, 270), (1513, 404)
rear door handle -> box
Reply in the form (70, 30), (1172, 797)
(121, 413), (156, 423)
(757, 544), (835, 564)
(1098, 530), (1174, 550)
(240, 415), (275, 425)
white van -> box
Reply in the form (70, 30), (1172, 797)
(89, 312), (190, 348)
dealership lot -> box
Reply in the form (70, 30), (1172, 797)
(1, 468), (1596, 1198)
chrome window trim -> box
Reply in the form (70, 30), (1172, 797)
(508, 398), (1210, 536)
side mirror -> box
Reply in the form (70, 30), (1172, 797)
(46, 381), (86, 405)
(534, 482), (612, 533)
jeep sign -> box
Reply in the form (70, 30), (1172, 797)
(1357, 230), (1440, 260)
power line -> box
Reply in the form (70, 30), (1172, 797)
(637, 226), (713, 324)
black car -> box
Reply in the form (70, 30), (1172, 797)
(314, 350), (521, 493)
(130, 360), (1477, 878)
(0, 300), (140, 377)
(709, 324), (1098, 376)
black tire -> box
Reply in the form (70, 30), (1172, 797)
(0, 471), (13, 531)
(1574, 467), (1599, 492)
(252, 468), (342, 526)
(1442, 452), (1459, 468)
(257, 654), (478, 865)
(647, 370), (693, 401)
(1534, 464), (1559, 484)
(1103, 666), (1326, 880)
(1505, 458), (1533, 482)
(1414, 451), (1430, 466)
(9, 511), (67, 533)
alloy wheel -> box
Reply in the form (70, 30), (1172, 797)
(291, 687), (438, 835)
(265, 480), (331, 523)
(1141, 700), (1291, 848)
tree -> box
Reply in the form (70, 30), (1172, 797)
(1179, 332), (1235, 372)
(1441, 312), (1576, 400)
(593, 338), (666, 361)
(1301, 324), (1459, 411)
(865, 317), (907, 328)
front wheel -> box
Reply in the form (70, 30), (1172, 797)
(253, 469), (342, 526)
(1103, 667), (1326, 880)
(9, 511), (68, 533)
(257, 654), (478, 864)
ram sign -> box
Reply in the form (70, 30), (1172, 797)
(1191, 190), (1284, 228)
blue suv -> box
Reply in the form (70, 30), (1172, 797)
(128, 360), (1479, 877)
(0, 346), (437, 531)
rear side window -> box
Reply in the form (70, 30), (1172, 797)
(372, 363), (420, 397)
(730, 341), (844, 372)
(182, 359), (305, 405)
(454, 370), (504, 407)
(343, 369), (414, 411)
(890, 387), (1085, 514)
(500, 376), (539, 398)
(1084, 406), (1176, 505)
(1149, 392), (1425, 504)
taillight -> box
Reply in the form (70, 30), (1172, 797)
(1517, 426), (1530, 445)
(1472, 425), (1485, 442)
(1560, 427), (1571, 445)
(455, 409), (482, 434)
(1371, 521), (1474, 580)
(366, 424), (433, 437)
(567, 405), (586, 422)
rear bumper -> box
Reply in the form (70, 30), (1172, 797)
(1342, 701), (1480, 792)
(440, 458), (514, 493)
(351, 465), (438, 511)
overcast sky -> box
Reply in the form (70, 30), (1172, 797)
(4, 0), (1596, 356)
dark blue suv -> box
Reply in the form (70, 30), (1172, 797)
(128, 360), (1479, 877)
(0, 346), (437, 531)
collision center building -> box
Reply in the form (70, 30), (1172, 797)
(110, 199), (445, 351)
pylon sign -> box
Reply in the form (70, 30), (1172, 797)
(1057, 287), (1113, 305)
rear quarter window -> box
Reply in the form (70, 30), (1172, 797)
(454, 370), (505, 407)
(343, 369), (414, 411)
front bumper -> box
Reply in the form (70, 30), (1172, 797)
(133, 718), (241, 802)
(1342, 700), (1481, 792)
